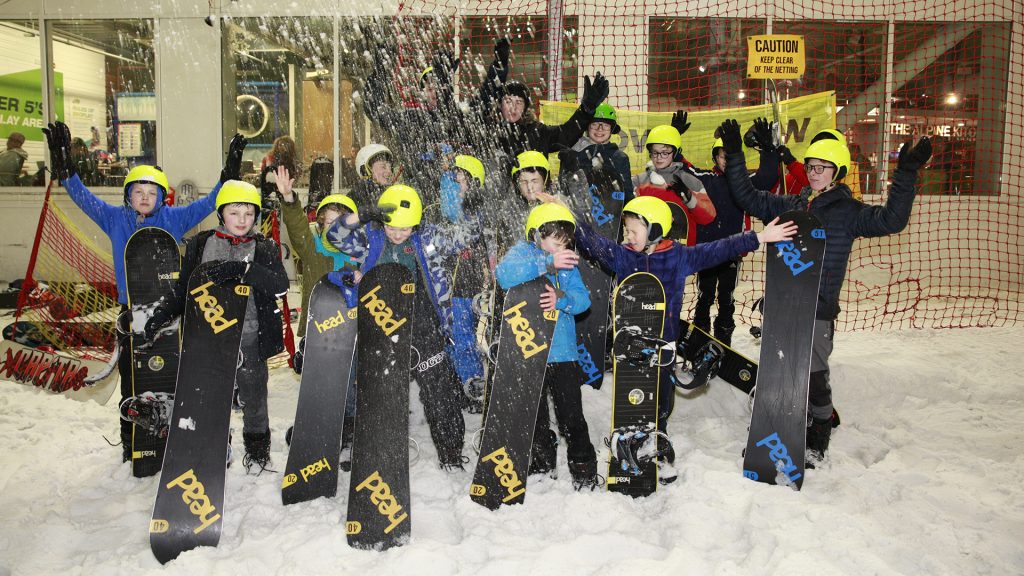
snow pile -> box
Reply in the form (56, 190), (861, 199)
(1, 326), (1022, 575)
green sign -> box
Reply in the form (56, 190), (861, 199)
(0, 69), (64, 141)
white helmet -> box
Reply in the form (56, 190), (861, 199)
(355, 144), (393, 179)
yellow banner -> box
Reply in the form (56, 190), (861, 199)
(746, 35), (806, 79)
(539, 91), (837, 173)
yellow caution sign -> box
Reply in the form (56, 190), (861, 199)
(747, 35), (805, 79)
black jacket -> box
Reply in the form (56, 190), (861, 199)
(689, 150), (779, 244)
(724, 150), (920, 320)
(160, 229), (289, 362)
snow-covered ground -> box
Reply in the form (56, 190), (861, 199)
(1, 325), (1022, 575)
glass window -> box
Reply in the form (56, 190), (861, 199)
(222, 16), (335, 191)
(0, 20), (45, 188)
(890, 22), (1011, 196)
(47, 19), (156, 189)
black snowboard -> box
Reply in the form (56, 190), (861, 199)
(607, 272), (666, 497)
(742, 211), (826, 490)
(150, 262), (250, 564)
(125, 227), (181, 478)
(469, 277), (557, 510)
(678, 319), (757, 394)
(282, 277), (358, 505)
(573, 178), (624, 389)
(346, 263), (415, 550)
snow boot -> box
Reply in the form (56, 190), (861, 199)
(242, 430), (274, 475)
(805, 414), (834, 469)
(568, 458), (604, 491)
(529, 429), (558, 477)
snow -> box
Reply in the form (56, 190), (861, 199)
(2, 326), (1023, 575)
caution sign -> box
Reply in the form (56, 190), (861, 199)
(747, 35), (805, 79)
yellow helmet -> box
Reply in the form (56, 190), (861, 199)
(216, 180), (262, 212)
(454, 155), (485, 187)
(646, 125), (682, 152)
(525, 202), (576, 240)
(123, 165), (169, 203)
(803, 139), (851, 182)
(317, 193), (358, 219)
(378, 184), (423, 228)
(711, 138), (725, 160)
(623, 196), (673, 242)
(511, 150), (550, 183)
(811, 128), (847, 146)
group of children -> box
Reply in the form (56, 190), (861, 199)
(41, 35), (933, 492)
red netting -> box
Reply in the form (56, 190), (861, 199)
(387, 0), (1022, 330)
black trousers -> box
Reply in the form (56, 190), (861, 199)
(534, 361), (596, 464)
(693, 258), (740, 339)
(410, 290), (465, 464)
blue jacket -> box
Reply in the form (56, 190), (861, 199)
(724, 148), (920, 321)
(688, 150), (779, 244)
(575, 220), (759, 342)
(495, 241), (591, 363)
(63, 174), (220, 304)
(327, 220), (454, 335)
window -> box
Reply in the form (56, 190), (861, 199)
(0, 20), (45, 187)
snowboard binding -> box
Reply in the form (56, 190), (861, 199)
(462, 376), (486, 414)
(119, 391), (174, 439)
(606, 424), (673, 476)
(612, 326), (675, 368)
(673, 340), (725, 390)
(116, 305), (177, 348)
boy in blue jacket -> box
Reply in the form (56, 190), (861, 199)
(495, 203), (599, 490)
(327, 184), (467, 470)
(571, 195), (796, 482)
(42, 121), (244, 465)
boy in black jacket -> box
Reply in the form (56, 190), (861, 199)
(145, 180), (290, 474)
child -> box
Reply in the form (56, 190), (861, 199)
(143, 180), (289, 474)
(717, 118), (932, 465)
(570, 102), (634, 202)
(572, 195), (796, 482)
(327, 184), (467, 470)
(495, 203), (598, 489)
(349, 144), (394, 208)
(42, 121), (241, 467)
(632, 124), (715, 244)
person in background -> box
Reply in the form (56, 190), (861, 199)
(570, 103), (634, 202)
(0, 132), (28, 186)
(349, 143), (395, 208)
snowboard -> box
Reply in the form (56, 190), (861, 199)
(573, 175), (624, 389)
(742, 211), (826, 490)
(346, 263), (415, 550)
(607, 272), (666, 497)
(149, 262), (250, 564)
(678, 319), (757, 394)
(124, 227), (182, 478)
(0, 339), (118, 403)
(282, 277), (358, 505)
(469, 277), (558, 510)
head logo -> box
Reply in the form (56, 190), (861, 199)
(774, 241), (813, 276)
(354, 471), (408, 534)
(165, 468), (221, 534)
(503, 301), (549, 360)
(360, 285), (409, 336)
(480, 447), (526, 504)
(315, 309), (349, 334)
(190, 281), (239, 334)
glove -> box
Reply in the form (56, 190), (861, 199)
(668, 176), (694, 205)
(897, 137), (932, 172)
(220, 133), (247, 184)
(41, 121), (75, 181)
(777, 145), (797, 165)
(557, 148), (581, 174)
(143, 307), (171, 343)
(207, 260), (248, 285)
(358, 203), (396, 225)
(327, 269), (357, 288)
(749, 117), (776, 152)
(493, 38), (511, 70)
(718, 119), (743, 155)
(670, 110), (691, 136)
(432, 50), (460, 88)
(580, 72), (609, 114)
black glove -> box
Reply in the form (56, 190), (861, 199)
(557, 148), (581, 174)
(220, 133), (247, 184)
(207, 260), (248, 285)
(493, 38), (511, 70)
(143, 307), (172, 342)
(580, 72), (609, 114)
(749, 117), (776, 152)
(359, 203), (396, 225)
(671, 110), (691, 136)
(777, 145), (797, 165)
(432, 50), (460, 88)
(897, 137), (932, 172)
(41, 121), (76, 181)
(668, 177), (693, 205)
(718, 119), (743, 155)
